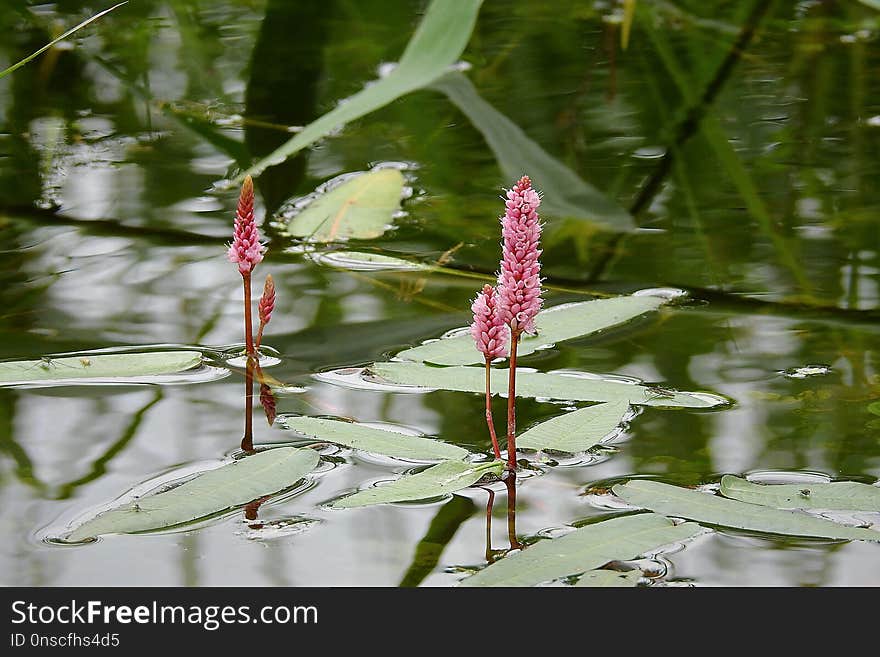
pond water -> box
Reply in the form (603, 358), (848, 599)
(1, 1), (879, 587)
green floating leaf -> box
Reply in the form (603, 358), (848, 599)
(720, 476), (880, 513)
(66, 447), (319, 540)
(398, 296), (664, 366)
(460, 513), (702, 587)
(369, 361), (724, 408)
(432, 71), (633, 232)
(281, 416), (469, 461)
(310, 250), (427, 271)
(332, 460), (502, 509)
(239, 0), (482, 181)
(575, 568), (642, 587)
(613, 480), (880, 542)
(286, 169), (405, 241)
(0, 351), (203, 385)
(518, 401), (630, 453)
(856, 0), (880, 10)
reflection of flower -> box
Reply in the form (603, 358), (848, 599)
(470, 284), (508, 360)
(227, 175), (265, 275)
(260, 383), (276, 426)
(497, 175), (543, 335)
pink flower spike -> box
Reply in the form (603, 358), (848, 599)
(497, 175), (543, 335)
(227, 175), (265, 275)
(258, 274), (275, 326)
(470, 284), (508, 360)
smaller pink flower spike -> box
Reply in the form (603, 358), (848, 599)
(227, 175), (265, 275)
(258, 274), (275, 327)
(470, 284), (509, 360)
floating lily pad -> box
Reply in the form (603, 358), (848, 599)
(518, 401), (630, 453)
(368, 362), (724, 408)
(65, 447), (320, 540)
(719, 475), (880, 513)
(286, 169), (406, 241)
(613, 479), (880, 542)
(397, 296), (665, 366)
(332, 460), (502, 509)
(281, 416), (469, 461)
(309, 251), (427, 271)
(460, 513), (702, 587)
(0, 351), (203, 386)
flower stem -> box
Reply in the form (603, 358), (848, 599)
(506, 328), (521, 471)
(484, 357), (501, 459)
(243, 271), (254, 357)
(255, 322), (265, 351)
(505, 474), (521, 550)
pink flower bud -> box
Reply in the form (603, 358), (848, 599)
(227, 175), (265, 275)
(497, 175), (543, 334)
(259, 274), (275, 326)
(470, 284), (509, 360)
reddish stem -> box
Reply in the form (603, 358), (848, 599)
(484, 358), (501, 459)
(243, 271), (255, 357)
(255, 321), (266, 351)
(506, 328), (521, 471)
(483, 487), (495, 563)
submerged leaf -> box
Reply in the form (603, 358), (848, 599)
(518, 401), (630, 453)
(575, 568), (642, 587)
(460, 513), (702, 587)
(281, 416), (469, 461)
(613, 480), (880, 542)
(431, 72), (633, 231)
(286, 169), (405, 241)
(332, 460), (502, 509)
(368, 361), (724, 408)
(238, 0), (482, 180)
(397, 296), (665, 365)
(719, 476), (880, 513)
(65, 447), (319, 540)
(0, 351), (203, 385)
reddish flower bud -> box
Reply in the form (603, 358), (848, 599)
(259, 274), (275, 326)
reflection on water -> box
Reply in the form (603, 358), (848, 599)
(0, 0), (879, 585)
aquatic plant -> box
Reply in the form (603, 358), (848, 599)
(227, 175), (265, 357)
(496, 175), (543, 471)
(256, 274), (275, 351)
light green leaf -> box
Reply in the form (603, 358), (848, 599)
(518, 401), (630, 453)
(332, 459), (502, 509)
(856, 0), (880, 10)
(0, 351), (203, 385)
(368, 361), (725, 408)
(286, 169), (405, 241)
(281, 416), (469, 461)
(720, 476), (880, 513)
(575, 568), (642, 587)
(65, 448), (319, 540)
(460, 513), (702, 587)
(397, 296), (664, 365)
(431, 71), (632, 231)
(238, 0), (482, 181)
(309, 251), (427, 271)
(613, 480), (880, 542)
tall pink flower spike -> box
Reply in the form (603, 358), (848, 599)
(470, 284), (508, 459)
(227, 175), (265, 276)
(497, 175), (543, 471)
(227, 175), (264, 358)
